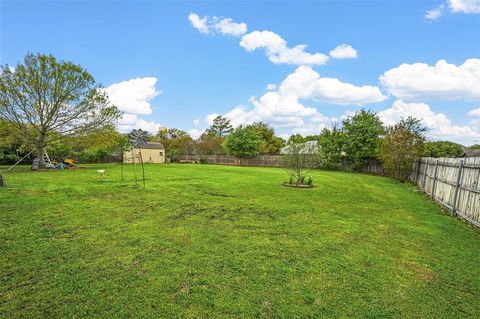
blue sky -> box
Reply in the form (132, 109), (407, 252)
(1, 0), (479, 144)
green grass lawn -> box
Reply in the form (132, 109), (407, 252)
(1, 164), (479, 318)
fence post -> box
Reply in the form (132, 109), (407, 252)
(422, 159), (429, 190)
(414, 159), (419, 184)
(451, 159), (464, 217)
(431, 159), (439, 200)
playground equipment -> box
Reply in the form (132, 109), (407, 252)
(7, 149), (77, 171)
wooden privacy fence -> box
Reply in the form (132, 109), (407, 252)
(178, 154), (383, 174)
(411, 157), (480, 227)
(179, 154), (286, 167)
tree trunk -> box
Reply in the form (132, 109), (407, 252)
(34, 144), (45, 170)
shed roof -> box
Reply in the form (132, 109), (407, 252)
(136, 142), (165, 150)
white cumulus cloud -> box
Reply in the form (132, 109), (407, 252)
(426, 0), (480, 20)
(187, 128), (204, 139)
(379, 100), (480, 145)
(117, 113), (163, 134)
(105, 77), (162, 134)
(266, 83), (277, 91)
(280, 66), (387, 105)
(450, 0), (480, 13)
(380, 59), (480, 101)
(202, 66), (385, 137)
(188, 13), (210, 34)
(329, 44), (358, 59)
(240, 30), (329, 65)
(104, 77), (160, 115)
(214, 18), (247, 37)
(188, 13), (247, 37)
(468, 108), (480, 117)
(426, 4), (446, 20)
(189, 13), (360, 67)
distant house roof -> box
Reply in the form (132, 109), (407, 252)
(136, 142), (164, 150)
(460, 148), (480, 157)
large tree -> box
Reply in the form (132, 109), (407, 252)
(249, 122), (285, 154)
(223, 125), (262, 158)
(206, 115), (233, 137)
(0, 53), (119, 168)
(318, 127), (344, 170)
(342, 109), (384, 170)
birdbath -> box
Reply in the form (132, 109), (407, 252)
(97, 169), (106, 178)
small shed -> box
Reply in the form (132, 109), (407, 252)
(123, 142), (165, 164)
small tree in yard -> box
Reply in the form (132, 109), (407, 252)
(283, 141), (318, 186)
(0, 53), (119, 169)
(380, 117), (426, 182)
(223, 125), (262, 158)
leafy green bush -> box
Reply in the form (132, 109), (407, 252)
(306, 176), (313, 186)
(380, 117), (426, 182)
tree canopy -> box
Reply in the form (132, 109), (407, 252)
(380, 117), (426, 182)
(0, 53), (119, 168)
(249, 122), (285, 154)
(342, 109), (384, 170)
(206, 115), (233, 137)
(223, 125), (262, 158)
(154, 128), (193, 161)
(318, 127), (344, 170)
(423, 141), (464, 158)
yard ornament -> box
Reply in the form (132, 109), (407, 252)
(128, 129), (149, 188)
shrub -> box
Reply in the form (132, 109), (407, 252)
(283, 141), (318, 185)
(306, 176), (313, 186)
(380, 117), (426, 182)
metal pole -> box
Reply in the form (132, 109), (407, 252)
(451, 159), (464, 216)
(139, 148), (145, 189)
(431, 159), (439, 200)
(7, 150), (34, 171)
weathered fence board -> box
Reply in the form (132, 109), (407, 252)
(411, 157), (480, 228)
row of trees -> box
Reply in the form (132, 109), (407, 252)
(149, 116), (286, 161)
(1, 53), (475, 180)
